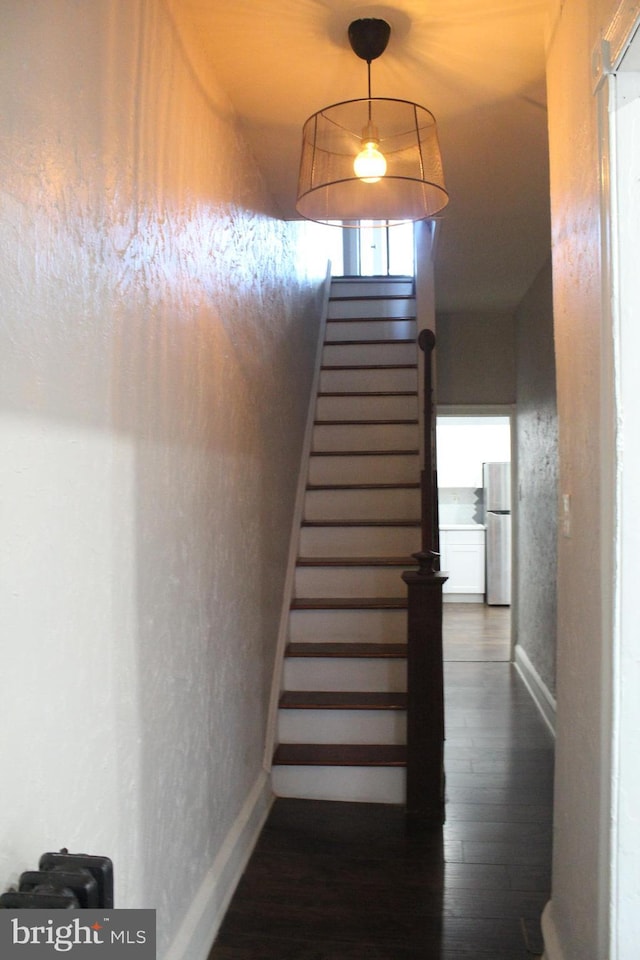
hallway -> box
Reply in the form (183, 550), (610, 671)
(443, 603), (511, 662)
(209, 604), (553, 959)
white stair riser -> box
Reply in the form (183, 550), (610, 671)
(304, 486), (420, 522)
(271, 765), (405, 804)
(289, 608), (407, 643)
(316, 394), (418, 421)
(331, 280), (413, 298)
(328, 299), (415, 320)
(323, 342), (416, 366)
(326, 320), (416, 342)
(308, 453), (419, 486)
(278, 709), (406, 744)
(320, 367), (417, 393)
(295, 565), (408, 598)
(313, 422), (419, 452)
(299, 524), (421, 557)
(284, 657), (406, 691)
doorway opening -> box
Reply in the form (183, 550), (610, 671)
(337, 221), (415, 276)
(605, 41), (640, 957)
(436, 408), (513, 663)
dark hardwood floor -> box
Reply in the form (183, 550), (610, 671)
(209, 604), (553, 960)
(443, 602), (511, 662)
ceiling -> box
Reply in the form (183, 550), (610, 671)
(171, 0), (551, 313)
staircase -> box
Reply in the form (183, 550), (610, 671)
(271, 276), (422, 804)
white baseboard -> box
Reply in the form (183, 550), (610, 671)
(164, 772), (273, 960)
(540, 900), (566, 960)
(514, 644), (556, 736)
(443, 594), (485, 603)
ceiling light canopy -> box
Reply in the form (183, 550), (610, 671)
(296, 18), (449, 227)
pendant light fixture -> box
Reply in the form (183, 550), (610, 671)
(296, 18), (449, 227)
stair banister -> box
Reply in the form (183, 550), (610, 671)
(418, 329), (439, 558)
(402, 327), (447, 822)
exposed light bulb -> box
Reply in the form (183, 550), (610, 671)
(353, 140), (387, 183)
(353, 122), (386, 183)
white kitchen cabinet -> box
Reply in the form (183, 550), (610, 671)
(439, 525), (485, 600)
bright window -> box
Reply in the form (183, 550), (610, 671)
(340, 221), (415, 276)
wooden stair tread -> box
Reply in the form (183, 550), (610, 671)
(286, 642), (408, 659)
(327, 313), (418, 329)
(279, 691), (407, 710)
(325, 338), (415, 347)
(273, 743), (407, 767)
(296, 557), (416, 567)
(318, 390), (418, 399)
(329, 294), (414, 302)
(309, 449), (419, 457)
(306, 482), (419, 491)
(321, 363), (417, 371)
(329, 308), (414, 312)
(291, 597), (408, 610)
(318, 390), (417, 397)
(302, 519), (420, 527)
(314, 418), (418, 426)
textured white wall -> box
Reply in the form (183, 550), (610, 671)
(0, 1), (329, 955)
(514, 260), (557, 696)
(544, 0), (620, 956)
(435, 311), (516, 405)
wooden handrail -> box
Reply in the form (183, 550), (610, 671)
(418, 328), (439, 558)
(403, 328), (446, 822)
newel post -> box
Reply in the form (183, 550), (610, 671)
(402, 552), (447, 822)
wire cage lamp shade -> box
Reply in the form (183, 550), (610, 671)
(295, 19), (449, 227)
(296, 97), (448, 225)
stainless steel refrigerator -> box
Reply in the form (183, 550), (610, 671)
(483, 462), (511, 605)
